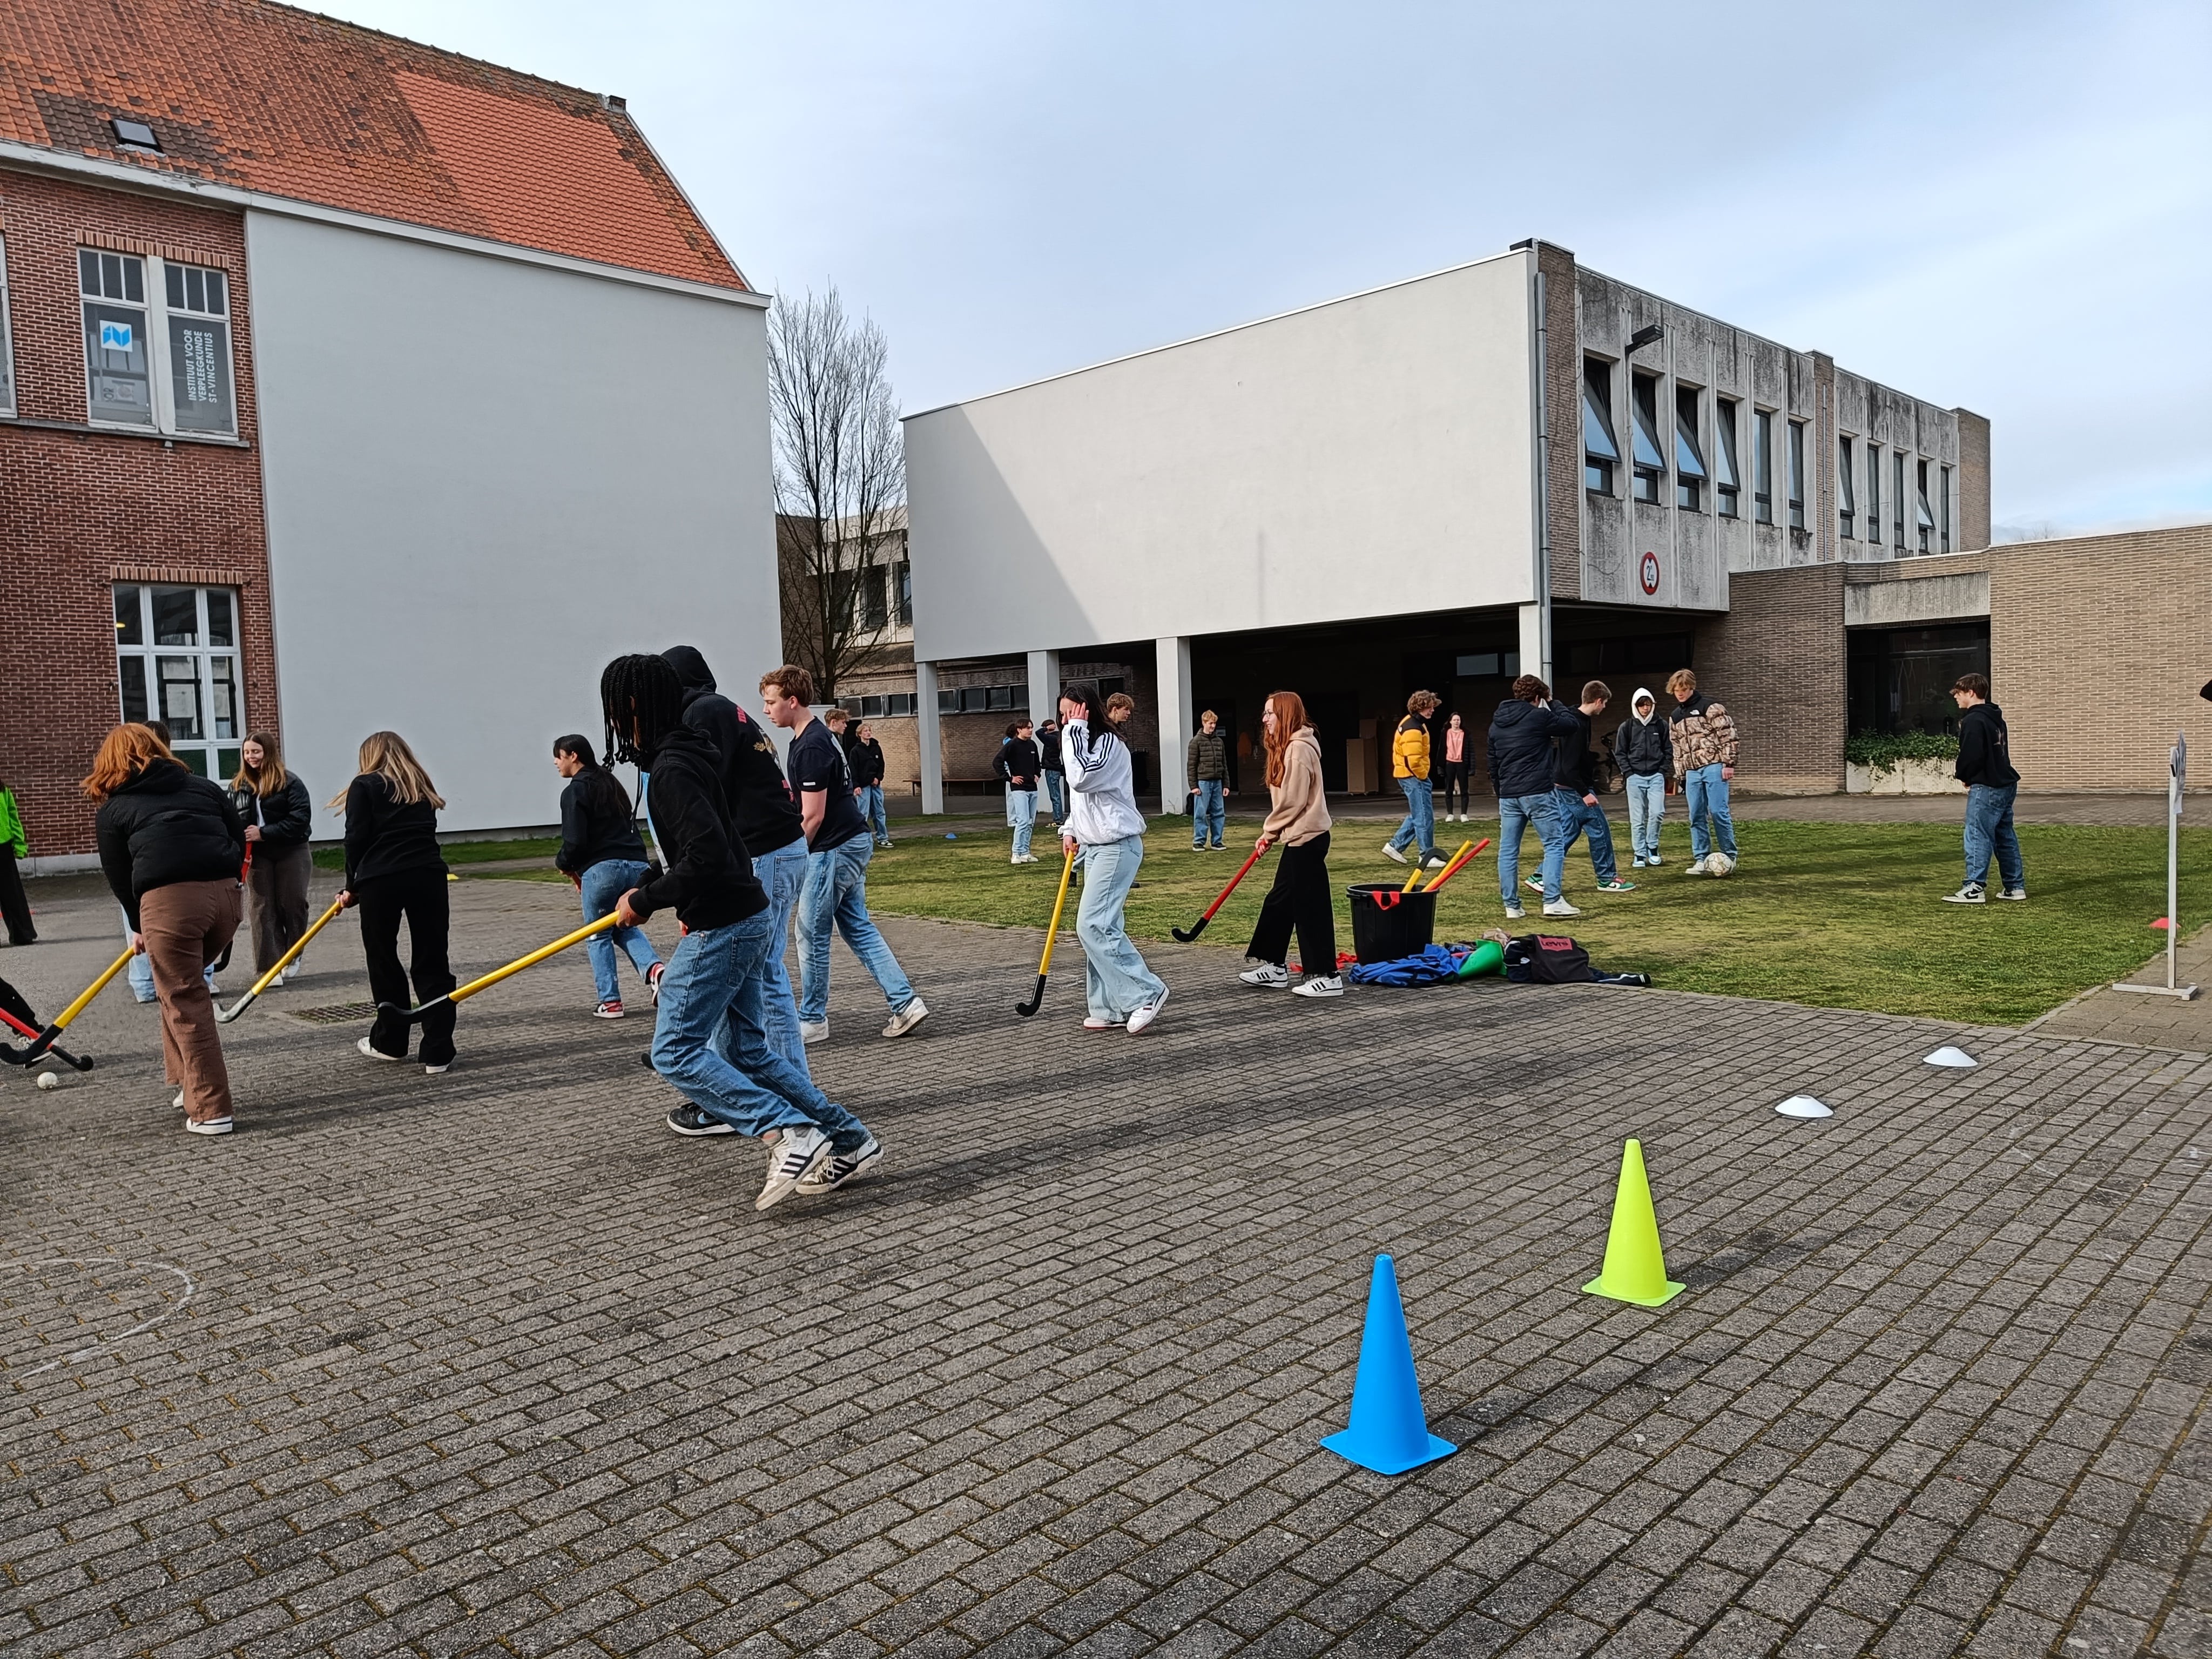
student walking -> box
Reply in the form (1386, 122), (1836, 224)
(1038, 718), (1067, 826)
(1384, 691), (1446, 869)
(554, 734), (661, 1017)
(1061, 682), (1168, 1032)
(334, 732), (456, 1074)
(662, 646), (812, 1068)
(1239, 692), (1341, 997)
(851, 721), (892, 848)
(88, 723), (246, 1134)
(1945, 673), (2025, 903)
(602, 656), (879, 1203)
(123, 721), (212, 1002)
(997, 719), (1044, 864)
(1187, 710), (1229, 850)
(1667, 669), (1740, 874)
(227, 733), (314, 982)
(0, 766), (34, 945)
(764, 664), (929, 1045)
(1438, 712), (1473, 824)
(1488, 676), (1582, 919)
(1525, 682), (1634, 900)
(1613, 688), (1671, 868)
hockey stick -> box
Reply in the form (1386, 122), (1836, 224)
(2, 947), (133, 1067)
(1015, 845), (1079, 1016)
(0, 1004), (93, 1072)
(1420, 837), (1491, 895)
(1171, 845), (1267, 942)
(215, 896), (347, 1024)
(376, 912), (619, 1024)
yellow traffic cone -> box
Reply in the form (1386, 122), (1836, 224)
(1582, 1138), (1685, 1307)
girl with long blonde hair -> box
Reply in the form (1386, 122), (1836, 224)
(228, 731), (315, 982)
(1240, 691), (1341, 997)
(333, 732), (456, 1072)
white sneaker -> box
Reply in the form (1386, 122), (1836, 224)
(1997, 886), (2027, 901)
(797, 1136), (883, 1195)
(172, 1085), (186, 1111)
(1127, 987), (1169, 1034)
(1292, 975), (1345, 999)
(757, 1127), (832, 1210)
(1082, 1014), (1124, 1030)
(1943, 883), (1986, 905)
(1686, 857), (1711, 876)
(1381, 844), (1407, 865)
(184, 1116), (233, 1136)
(799, 1020), (828, 1046)
(1239, 962), (1290, 988)
(355, 1036), (405, 1063)
(882, 997), (928, 1039)
(1542, 899), (1582, 918)
(1647, 855), (1663, 867)
(1503, 903), (1526, 921)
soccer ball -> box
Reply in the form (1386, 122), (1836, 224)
(1706, 853), (1736, 878)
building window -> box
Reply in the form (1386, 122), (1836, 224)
(895, 561), (913, 626)
(1630, 372), (1664, 504)
(1673, 386), (1706, 511)
(79, 250), (238, 436)
(1714, 399), (1740, 518)
(939, 682), (1026, 714)
(0, 235), (16, 416)
(1893, 451), (1906, 548)
(1940, 465), (1953, 552)
(1581, 359), (1620, 494)
(1867, 444), (1882, 547)
(888, 692), (915, 716)
(861, 565), (888, 630)
(1837, 436), (1856, 538)
(1916, 458), (1937, 553)
(114, 584), (244, 779)
(1786, 420), (1806, 530)
(1752, 410), (1773, 524)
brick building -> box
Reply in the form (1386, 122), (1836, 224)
(2, 0), (775, 868)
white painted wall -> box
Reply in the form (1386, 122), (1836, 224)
(246, 212), (776, 838)
(903, 250), (1539, 663)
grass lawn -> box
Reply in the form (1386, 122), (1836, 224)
(446, 813), (2206, 1024)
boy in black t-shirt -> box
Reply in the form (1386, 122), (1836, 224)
(761, 665), (928, 1046)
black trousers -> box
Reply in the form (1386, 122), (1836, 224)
(0, 847), (34, 944)
(1440, 762), (1473, 815)
(358, 868), (457, 1065)
(1247, 831), (1336, 974)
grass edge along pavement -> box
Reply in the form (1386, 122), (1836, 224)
(454, 814), (2211, 1027)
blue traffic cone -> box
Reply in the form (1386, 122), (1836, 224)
(1320, 1254), (1457, 1475)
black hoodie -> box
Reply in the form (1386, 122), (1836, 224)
(1487, 697), (1581, 799)
(96, 759), (246, 928)
(1955, 701), (2019, 787)
(661, 646), (805, 857)
(626, 724), (766, 932)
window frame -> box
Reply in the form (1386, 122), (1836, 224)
(1915, 458), (1936, 552)
(1866, 443), (1883, 546)
(1752, 409), (1774, 524)
(113, 582), (245, 779)
(1892, 451), (1906, 547)
(1713, 398), (1741, 518)
(0, 235), (16, 416)
(1629, 371), (1665, 505)
(79, 249), (238, 438)
(1940, 464), (1953, 553)
(1837, 435), (1856, 539)
(1786, 419), (1807, 530)
(1581, 358), (1621, 495)
(1673, 383), (1707, 512)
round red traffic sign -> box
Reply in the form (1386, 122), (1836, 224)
(1639, 551), (1661, 595)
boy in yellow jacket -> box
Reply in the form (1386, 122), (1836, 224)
(1383, 691), (1447, 870)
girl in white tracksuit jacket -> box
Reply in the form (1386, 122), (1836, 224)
(1058, 684), (1168, 1033)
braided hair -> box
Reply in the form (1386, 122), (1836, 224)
(599, 654), (686, 767)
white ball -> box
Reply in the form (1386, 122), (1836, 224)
(1707, 853), (1735, 878)
(35, 1071), (60, 1090)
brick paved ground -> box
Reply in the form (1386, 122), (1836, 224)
(3, 872), (2208, 1657)
(2028, 927), (2210, 1055)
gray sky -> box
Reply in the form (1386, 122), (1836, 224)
(329, 0), (2209, 536)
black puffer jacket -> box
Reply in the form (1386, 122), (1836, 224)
(97, 759), (246, 929)
(662, 646), (805, 858)
(227, 773), (313, 847)
(1487, 698), (1581, 799)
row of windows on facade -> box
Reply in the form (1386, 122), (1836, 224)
(1580, 359), (1953, 554)
(0, 240), (239, 437)
(112, 582), (245, 779)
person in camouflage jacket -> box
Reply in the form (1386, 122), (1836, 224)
(1666, 669), (1739, 873)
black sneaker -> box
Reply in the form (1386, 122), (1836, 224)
(665, 1104), (736, 1136)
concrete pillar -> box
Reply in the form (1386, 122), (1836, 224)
(1155, 635), (1193, 818)
(915, 659), (943, 815)
(1518, 602), (1552, 691)
(1024, 649), (1060, 721)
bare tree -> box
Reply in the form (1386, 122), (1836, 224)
(769, 285), (905, 702)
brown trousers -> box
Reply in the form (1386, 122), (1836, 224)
(248, 840), (314, 974)
(139, 878), (242, 1123)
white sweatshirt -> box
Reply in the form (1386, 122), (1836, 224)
(1060, 718), (1147, 844)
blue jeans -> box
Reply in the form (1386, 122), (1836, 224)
(1498, 791), (1567, 905)
(1076, 834), (1164, 1021)
(579, 858), (660, 1004)
(650, 911), (868, 1149)
(1191, 778), (1225, 847)
(798, 836), (916, 1024)
(1044, 771), (1067, 822)
(1964, 784), (2023, 890)
(1624, 774), (1665, 862)
(1008, 787), (1037, 859)
(1684, 764), (1738, 860)
(1552, 788), (1619, 884)
(748, 835), (811, 1069)
(1388, 777), (1436, 858)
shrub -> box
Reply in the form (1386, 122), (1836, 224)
(1845, 730), (1960, 774)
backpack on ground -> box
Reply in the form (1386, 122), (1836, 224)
(1504, 934), (1594, 983)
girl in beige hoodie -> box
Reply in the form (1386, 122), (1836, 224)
(1240, 692), (1343, 997)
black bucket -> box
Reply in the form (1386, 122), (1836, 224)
(1347, 882), (1437, 965)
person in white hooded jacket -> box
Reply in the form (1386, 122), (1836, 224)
(1058, 682), (1168, 1034)
(1611, 686), (1671, 868)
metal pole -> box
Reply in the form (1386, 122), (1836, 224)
(2112, 730), (2197, 1000)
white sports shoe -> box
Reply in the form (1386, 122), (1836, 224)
(797, 1136), (883, 1195)
(1082, 1015), (1123, 1030)
(757, 1127), (833, 1210)
(1239, 962), (1290, 988)
(184, 1116), (233, 1136)
(355, 1036), (405, 1063)
(1381, 844), (1408, 865)
(1127, 987), (1169, 1034)
(1542, 899), (1582, 918)
(799, 1020), (828, 1046)
(1292, 975), (1344, 999)
(1686, 857), (1711, 876)
(882, 997), (928, 1039)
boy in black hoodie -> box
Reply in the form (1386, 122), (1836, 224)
(1944, 673), (2024, 903)
(603, 655), (880, 1206)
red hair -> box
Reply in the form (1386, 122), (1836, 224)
(82, 724), (176, 802)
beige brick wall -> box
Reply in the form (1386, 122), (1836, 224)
(1955, 409), (1991, 554)
(1990, 523), (2212, 793)
(1690, 564), (1849, 794)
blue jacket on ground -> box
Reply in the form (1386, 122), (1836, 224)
(1486, 697), (1581, 799)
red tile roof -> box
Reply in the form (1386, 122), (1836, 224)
(0, 0), (748, 291)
